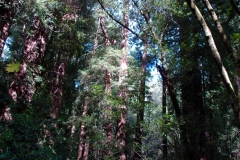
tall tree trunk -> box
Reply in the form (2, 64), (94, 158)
(154, 28), (191, 160)
(50, 58), (68, 119)
(180, 67), (206, 160)
(99, 15), (114, 157)
(77, 96), (88, 160)
(9, 17), (49, 104)
(76, 15), (101, 159)
(0, 0), (14, 56)
(134, 41), (147, 159)
(178, 7), (207, 158)
(203, 0), (240, 133)
(202, 0), (233, 57)
(185, 0), (240, 128)
(116, 0), (129, 159)
(83, 136), (89, 160)
(162, 79), (167, 160)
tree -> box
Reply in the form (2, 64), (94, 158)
(0, 0), (16, 56)
(116, 1), (129, 159)
(2, 0), (240, 159)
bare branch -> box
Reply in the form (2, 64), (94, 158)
(97, 0), (144, 41)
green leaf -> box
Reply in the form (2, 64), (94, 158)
(5, 62), (20, 73)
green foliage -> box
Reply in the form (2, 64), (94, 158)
(2, 0), (240, 159)
(5, 62), (20, 72)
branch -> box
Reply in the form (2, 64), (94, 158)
(186, 0), (240, 128)
(156, 64), (181, 117)
(202, 0), (234, 61)
(97, 0), (144, 42)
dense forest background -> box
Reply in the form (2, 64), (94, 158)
(1, 0), (240, 159)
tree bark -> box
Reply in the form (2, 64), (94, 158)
(9, 17), (49, 103)
(99, 14), (114, 157)
(185, 0), (240, 128)
(77, 96), (88, 160)
(50, 59), (68, 119)
(116, 0), (129, 159)
(153, 29), (181, 117)
(162, 79), (167, 160)
(202, 0), (233, 59)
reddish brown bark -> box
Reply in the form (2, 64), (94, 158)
(49, 59), (68, 119)
(77, 97), (88, 160)
(100, 15), (114, 157)
(0, 0), (15, 56)
(9, 17), (49, 103)
(116, 1), (129, 159)
(0, 107), (12, 122)
(83, 136), (89, 160)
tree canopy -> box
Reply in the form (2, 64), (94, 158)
(1, 0), (240, 159)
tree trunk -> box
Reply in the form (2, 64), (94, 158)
(0, 0), (14, 56)
(185, 0), (240, 128)
(133, 41), (147, 159)
(178, 7), (207, 158)
(77, 96), (88, 160)
(50, 59), (68, 119)
(162, 79), (167, 160)
(203, 0), (240, 131)
(99, 14), (114, 157)
(202, 0), (233, 59)
(9, 17), (49, 104)
(116, 0), (129, 159)
(83, 136), (89, 160)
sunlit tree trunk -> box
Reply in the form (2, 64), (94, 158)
(76, 15), (101, 159)
(0, 0), (14, 56)
(116, 0), (129, 159)
(100, 16), (113, 141)
(98, 15), (114, 157)
(49, 58), (68, 119)
(185, 0), (240, 128)
(203, 0), (240, 132)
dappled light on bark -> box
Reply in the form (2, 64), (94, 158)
(9, 17), (49, 103)
(50, 61), (67, 119)
(2, 0), (240, 159)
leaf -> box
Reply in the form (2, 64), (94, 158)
(5, 62), (20, 73)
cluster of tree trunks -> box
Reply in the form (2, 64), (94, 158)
(1, 0), (240, 159)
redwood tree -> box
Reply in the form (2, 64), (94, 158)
(116, 0), (129, 159)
